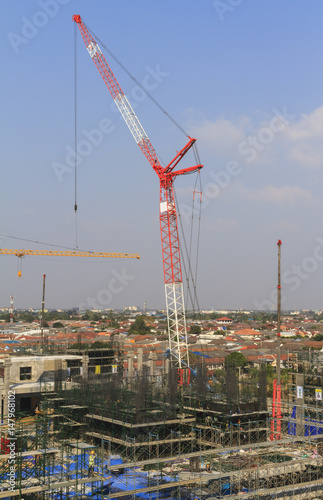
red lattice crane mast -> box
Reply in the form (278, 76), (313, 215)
(73, 15), (203, 367)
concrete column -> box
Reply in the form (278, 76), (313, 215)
(128, 352), (135, 378)
(82, 354), (89, 381)
(149, 352), (157, 379)
(137, 348), (143, 376)
(3, 357), (12, 421)
(62, 360), (68, 385)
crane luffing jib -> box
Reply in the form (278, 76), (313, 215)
(73, 15), (203, 368)
(0, 249), (140, 259)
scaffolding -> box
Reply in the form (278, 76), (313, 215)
(0, 351), (323, 499)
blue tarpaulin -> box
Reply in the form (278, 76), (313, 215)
(288, 405), (323, 436)
(0, 451), (192, 500)
(191, 351), (211, 358)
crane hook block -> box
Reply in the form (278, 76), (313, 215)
(17, 271), (22, 278)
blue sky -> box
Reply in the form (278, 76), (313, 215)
(2, 1), (323, 311)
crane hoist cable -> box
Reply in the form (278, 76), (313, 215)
(192, 170), (203, 311)
(174, 172), (202, 314)
(188, 142), (204, 307)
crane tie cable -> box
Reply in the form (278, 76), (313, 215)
(0, 233), (93, 253)
(174, 175), (202, 314)
(85, 22), (189, 138)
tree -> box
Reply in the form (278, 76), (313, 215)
(0, 313), (11, 323)
(128, 316), (151, 336)
(225, 352), (247, 369)
(190, 325), (201, 335)
(52, 322), (64, 329)
(23, 312), (36, 323)
(82, 310), (103, 321)
(109, 319), (120, 329)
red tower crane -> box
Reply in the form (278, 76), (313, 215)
(73, 15), (203, 367)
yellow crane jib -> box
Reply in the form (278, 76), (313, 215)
(0, 248), (140, 277)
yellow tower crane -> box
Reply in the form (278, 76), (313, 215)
(0, 248), (140, 277)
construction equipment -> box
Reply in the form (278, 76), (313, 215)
(271, 239), (282, 441)
(73, 15), (203, 367)
(41, 274), (46, 345)
(0, 248), (140, 277)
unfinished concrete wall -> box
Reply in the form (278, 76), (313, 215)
(9, 357), (62, 383)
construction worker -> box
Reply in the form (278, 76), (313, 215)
(88, 450), (95, 476)
(205, 416), (212, 426)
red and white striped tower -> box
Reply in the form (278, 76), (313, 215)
(270, 240), (282, 441)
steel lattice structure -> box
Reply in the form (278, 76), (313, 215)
(73, 15), (203, 367)
(0, 249), (140, 259)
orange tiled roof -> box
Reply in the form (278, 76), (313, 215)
(234, 328), (261, 336)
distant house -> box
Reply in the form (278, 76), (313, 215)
(233, 328), (262, 337)
(280, 331), (296, 338)
(217, 317), (233, 325)
(132, 334), (156, 343)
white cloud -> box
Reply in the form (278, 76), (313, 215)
(188, 105), (323, 169)
(284, 106), (323, 140)
(282, 106), (323, 167)
(289, 146), (322, 167)
(253, 185), (313, 204)
(189, 117), (247, 156)
(232, 181), (314, 206)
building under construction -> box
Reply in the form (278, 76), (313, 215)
(0, 343), (323, 499)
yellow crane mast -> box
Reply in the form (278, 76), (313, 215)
(0, 248), (140, 277)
